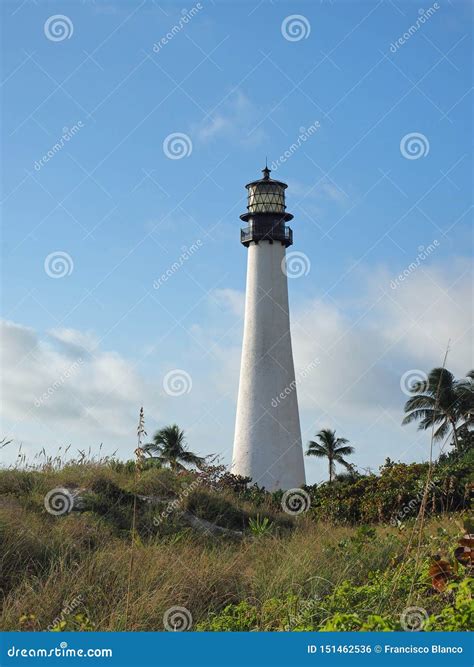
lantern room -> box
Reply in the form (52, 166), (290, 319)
(240, 166), (293, 247)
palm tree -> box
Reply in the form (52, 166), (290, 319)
(402, 368), (474, 449)
(306, 429), (355, 483)
(143, 424), (205, 470)
(454, 370), (474, 429)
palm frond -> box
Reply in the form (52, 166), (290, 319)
(432, 420), (451, 440)
(402, 409), (435, 425)
(334, 444), (355, 456)
(306, 442), (328, 458)
(403, 395), (436, 411)
(143, 442), (162, 456)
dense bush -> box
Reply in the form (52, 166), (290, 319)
(302, 453), (472, 525)
(197, 571), (474, 631)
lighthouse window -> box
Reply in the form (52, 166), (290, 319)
(248, 184), (285, 213)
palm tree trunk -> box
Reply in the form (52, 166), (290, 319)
(328, 456), (333, 484)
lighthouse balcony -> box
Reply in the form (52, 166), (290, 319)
(240, 225), (293, 247)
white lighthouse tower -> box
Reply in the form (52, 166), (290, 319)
(232, 166), (306, 491)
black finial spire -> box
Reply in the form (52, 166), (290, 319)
(262, 160), (271, 180)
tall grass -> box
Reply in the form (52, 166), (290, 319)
(0, 484), (461, 631)
(0, 443), (469, 632)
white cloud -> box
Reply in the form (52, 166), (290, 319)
(207, 260), (473, 479)
(1, 259), (471, 480)
(0, 320), (147, 462)
(288, 178), (349, 206)
(196, 90), (265, 146)
(49, 327), (99, 355)
(212, 288), (245, 318)
(376, 260), (472, 372)
(294, 260), (472, 422)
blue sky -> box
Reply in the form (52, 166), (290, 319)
(1, 0), (472, 482)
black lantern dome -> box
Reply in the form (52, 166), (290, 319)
(240, 166), (293, 247)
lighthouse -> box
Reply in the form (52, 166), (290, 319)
(232, 166), (306, 491)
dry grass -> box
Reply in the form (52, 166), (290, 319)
(0, 484), (461, 631)
(0, 457), (467, 631)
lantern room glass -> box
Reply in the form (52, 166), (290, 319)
(247, 182), (286, 214)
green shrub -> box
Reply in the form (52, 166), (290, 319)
(196, 601), (258, 631)
(248, 514), (273, 536)
(184, 490), (250, 530)
(319, 612), (396, 631)
(0, 470), (42, 498)
(132, 468), (185, 498)
(425, 579), (474, 631)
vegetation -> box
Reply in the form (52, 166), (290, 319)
(0, 445), (472, 632)
(402, 368), (474, 448)
(0, 365), (472, 632)
(306, 429), (355, 483)
(143, 425), (205, 470)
